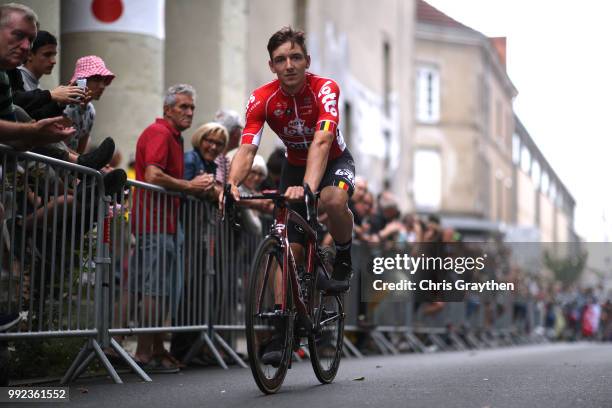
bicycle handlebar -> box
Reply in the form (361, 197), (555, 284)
(222, 183), (319, 227)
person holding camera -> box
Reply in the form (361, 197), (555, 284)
(63, 55), (115, 155)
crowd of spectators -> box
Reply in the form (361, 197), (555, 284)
(3, 3), (612, 378)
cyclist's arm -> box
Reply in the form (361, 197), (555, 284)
(227, 143), (257, 187)
(304, 77), (341, 192)
(303, 129), (334, 192)
(229, 90), (265, 187)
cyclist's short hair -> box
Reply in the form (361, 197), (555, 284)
(267, 26), (308, 59)
(32, 30), (57, 53)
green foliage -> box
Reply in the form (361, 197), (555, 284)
(8, 337), (86, 379)
(544, 250), (587, 285)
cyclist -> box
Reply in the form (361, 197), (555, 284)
(223, 27), (355, 364)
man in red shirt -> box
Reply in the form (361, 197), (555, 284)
(131, 84), (212, 372)
(224, 27), (356, 363)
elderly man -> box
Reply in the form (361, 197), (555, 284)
(131, 84), (211, 373)
(0, 3), (74, 147)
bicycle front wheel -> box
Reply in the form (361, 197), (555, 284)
(245, 236), (294, 394)
(308, 264), (345, 384)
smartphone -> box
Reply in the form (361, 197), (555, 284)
(76, 78), (87, 89)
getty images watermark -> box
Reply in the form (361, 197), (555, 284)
(370, 253), (514, 292)
(360, 244), (517, 302)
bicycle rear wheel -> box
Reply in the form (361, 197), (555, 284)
(308, 263), (344, 384)
(245, 236), (294, 394)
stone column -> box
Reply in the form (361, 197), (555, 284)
(165, 0), (247, 146)
(60, 0), (164, 166)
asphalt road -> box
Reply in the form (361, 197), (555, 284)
(60, 342), (612, 408)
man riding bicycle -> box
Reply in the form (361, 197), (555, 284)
(223, 26), (355, 364)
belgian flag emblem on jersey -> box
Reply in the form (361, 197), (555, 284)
(319, 120), (337, 133)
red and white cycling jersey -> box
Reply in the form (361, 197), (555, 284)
(241, 72), (346, 166)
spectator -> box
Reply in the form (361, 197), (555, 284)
(64, 55), (114, 154)
(168, 122), (226, 363)
(236, 154), (273, 235)
(0, 3), (74, 147)
(369, 191), (404, 246)
(213, 108), (243, 185)
(184, 122), (228, 200)
(11, 30), (86, 120)
(131, 84), (211, 373)
(18, 30), (56, 91)
(352, 176), (367, 203)
(5, 31), (114, 170)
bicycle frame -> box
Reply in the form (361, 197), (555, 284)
(252, 194), (329, 333)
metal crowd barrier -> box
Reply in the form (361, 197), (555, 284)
(105, 180), (247, 371)
(0, 145), (118, 382)
(1, 144), (545, 385)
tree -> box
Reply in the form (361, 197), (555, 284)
(544, 250), (587, 286)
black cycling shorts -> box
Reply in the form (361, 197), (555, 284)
(279, 148), (356, 244)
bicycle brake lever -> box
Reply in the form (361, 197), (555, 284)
(303, 183), (316, 224)
(222, 184), (240, 230)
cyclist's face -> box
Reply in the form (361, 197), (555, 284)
(269, 41), (310, 93)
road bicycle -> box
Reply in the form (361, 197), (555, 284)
(223, 184), (345, 394)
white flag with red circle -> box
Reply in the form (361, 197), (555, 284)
(61, 0), (165, 39)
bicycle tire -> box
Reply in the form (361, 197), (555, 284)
(245, 236), (294, 394)
(308, 262), (345, 384)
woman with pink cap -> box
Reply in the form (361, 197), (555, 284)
(64, 55), (115, 154)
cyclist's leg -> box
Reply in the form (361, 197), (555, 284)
(318, 149), (356, 289)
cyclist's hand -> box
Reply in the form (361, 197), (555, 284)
(284, 185), (304, 202)
(219, 183), (240, 210)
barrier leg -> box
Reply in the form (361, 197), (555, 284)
(372, 331), (399, 355)
(343, 336), (364, 358)
(61, 342), (91, 384)
(478, 331), (496, 348)
(69, 349), (96, 383)
(427, 333), (448, 351)
(213, 332), (247, 368)
(202, 332), (227, 369)
(464, 332), (484, 349)
(110, 338), (151, 382)
(369, 332), (389, 355)
(91, 339), (122, 384)
(404, 332), (427, 353)
(448, 332), (468, 351)
(182, 331), (205, 365)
